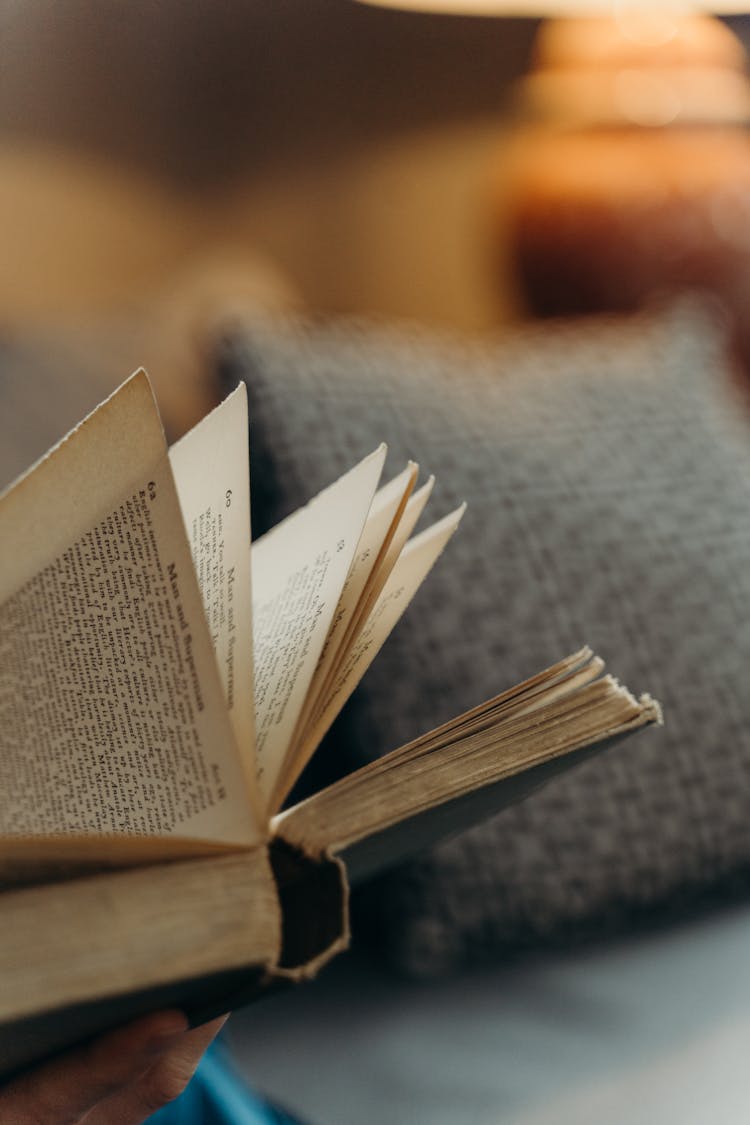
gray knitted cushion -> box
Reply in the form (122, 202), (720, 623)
(219, 301), (750, 974)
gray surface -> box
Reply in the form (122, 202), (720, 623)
(225, 300), (750, 968)
(229, 904), (750, 1124)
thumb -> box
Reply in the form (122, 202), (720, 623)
(0, 1010), (189, 1124)
(85, 1016), (229, 1125)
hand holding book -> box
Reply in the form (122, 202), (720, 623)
(0, 371), (660, 1076)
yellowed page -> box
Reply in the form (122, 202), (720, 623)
(169, 383), (255, 776)
(367, 475), (435, 607)
(251, 446), (387, 806)
(309, 472), (436, 724)
(275, 653), (661, 884)
(0, 373), (263, 856)
(312, 464), (418, 690)
(0, 833), (242, 886)
(285, 463), (418, 771)
(277, 504), (466, 805)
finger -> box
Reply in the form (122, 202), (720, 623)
(84, 1015), (229, 1125)
(0, 1010), (189, 1125)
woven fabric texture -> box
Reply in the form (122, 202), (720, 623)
(220, 302), (750, 974)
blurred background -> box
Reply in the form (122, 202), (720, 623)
(0, 0), (539, 336)
(5, 3), (750, 1123)
(5, 1), (750, 425)
(5, 0), (750, 422)
(4, 1), (750, 323)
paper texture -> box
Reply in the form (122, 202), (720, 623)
(286, 464), (417, 777)
(169, 384), (256, 777)
(290, 504), (466, 789)
(251, 447), (387, 804)
(0, 374), (262, 848)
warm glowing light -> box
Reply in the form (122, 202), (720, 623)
(613, 5), (684, 46)
(354, 0), (749, 13)
(519, 13), (750, 126)
(614, 68), (683, 123)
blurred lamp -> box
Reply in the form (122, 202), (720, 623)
(355, 1), (750, 366)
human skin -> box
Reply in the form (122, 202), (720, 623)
(0, 1010), (227, 1124)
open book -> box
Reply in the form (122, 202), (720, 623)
(0, 372), (661, 1078)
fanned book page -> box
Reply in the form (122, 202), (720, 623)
(0, 374), (263, 879)
(0, 365), (466, 879)
(249, 446), (388, 806)
(292, 463), (419, 754)
(276, 503), (467, 808)
(169, 384), (256, 777)
(274, 648), (662, 882)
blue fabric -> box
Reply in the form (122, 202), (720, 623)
(147, 1042), (305, 1125)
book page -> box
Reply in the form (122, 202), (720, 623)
(309, 473), (435, 721)
(330, 744), (612, 885)
(287, 463), (418, 768)
(169, 384), (255, 774)
(367, 475), (434, 604)
(251, 446), (386, 807)
(276, 655), (661, 883)
(0, 373), (262, 852)
(278, 504), (466, 804)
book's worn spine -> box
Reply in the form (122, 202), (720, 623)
(0, 843), (350, 1081)
(186, 839), (352, 1026)
(266, 835), (350, 979)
